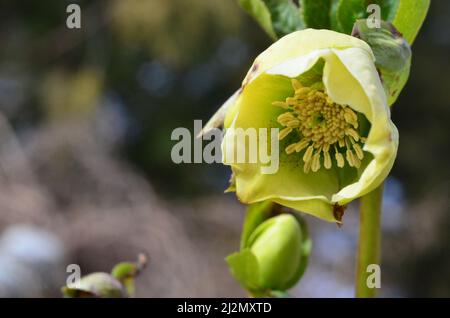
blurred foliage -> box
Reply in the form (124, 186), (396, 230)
(41, 67), (103, 121)
(110, 0), (243, 66)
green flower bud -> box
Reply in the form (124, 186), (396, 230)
(249, 214), (303, 290)
(62, 273), (126, 298)
(227, 213), (311, 294)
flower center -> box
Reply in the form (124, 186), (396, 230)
(273, 79), (366, 173)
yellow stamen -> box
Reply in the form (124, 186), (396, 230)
(353, 142), (364, 160)
(295, 87), (311, 97)
(295, 139), (310, 152)
(344, 107), (358, 128)
(311, 152), (321, 172)
(353, 155), (361, 168)
(303, 145), (314, 164)
(336, 152), (345, 168)
(274, 80), (367, 173)
(277, 112), (294, 123)
(278, 127), (292, 140)
(291, 79), (303, 90)
(346, 149), (355, 167)
(286, 119), (300, 128)
(272, 101), (289, 109)
(346, 128), (360, 141)
(285, 143), (298, 155)
(303, 159), (312, 174)
(323, 149), (332, 169)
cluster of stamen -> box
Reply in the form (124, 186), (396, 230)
(272, 79), (366, 173)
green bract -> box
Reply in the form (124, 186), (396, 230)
(227, 213), (310, 293)
(206, 29), (398, 222)
(352, 19), (411, 106)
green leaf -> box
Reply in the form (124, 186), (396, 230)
(110, 254), (147, 297)
(239, 0), (429, 44)
(263, 0), (305, 38)
(111, 262), (137, 280)
(111, 262), (137, 297)
(300, 0), (332, 29)
(392, 0), (430, 44)
(334, 0), (399, 34)
(238, 0), (304, 39)
(336, 0), (367, 34)
(240, 201), (274, 249)
(377, 0), (400, 22)
(330, 0), (342, 32)
(226, 250), (261, 291)
(238, 0), (277, 40)
(332, 0), (429, 43)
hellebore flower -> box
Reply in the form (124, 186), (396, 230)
(204, 29), (398, 222)
(227, 213), (310, 293)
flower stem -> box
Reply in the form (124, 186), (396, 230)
(355, 183), (383, 298)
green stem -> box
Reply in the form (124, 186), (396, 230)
(355, 183), (383, 298)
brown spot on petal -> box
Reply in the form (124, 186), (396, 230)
(241, 62), (260, 88)
(251, 63), (259, 73)
(333, 203), (347, 227)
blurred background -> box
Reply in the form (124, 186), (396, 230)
(0, 0), (448, 297)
